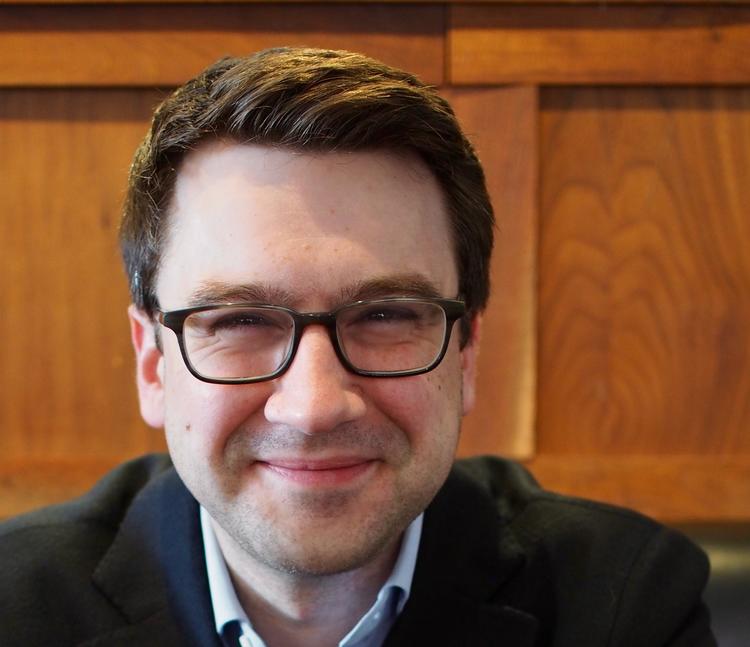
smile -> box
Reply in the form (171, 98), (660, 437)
(256, 458), (377, 488)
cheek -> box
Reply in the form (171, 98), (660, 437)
(367, 360), (463, 451)
(161, 356), (270, 458)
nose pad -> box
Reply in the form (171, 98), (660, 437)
(264, 327), (366, 434)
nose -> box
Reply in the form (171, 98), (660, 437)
(264, 326), (367, 434)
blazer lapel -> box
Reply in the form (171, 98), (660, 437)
(384, 466), (538, 646)
(89, 468), (221, 647)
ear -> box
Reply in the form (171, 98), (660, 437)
(460, 314), (482, 416)
(128, 304), (165, 428)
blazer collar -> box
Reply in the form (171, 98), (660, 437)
(88, 467), (220, 647)
(384, 465), (538, 646)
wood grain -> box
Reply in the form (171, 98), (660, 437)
(0, 86), (536, 508)
(450, 5), (750, 84)
(449, 86), (538, 460)
(538, 87), (750, 456)
(0, 89), (167, 461)
(0, 4), (443, 87)
(4, 3), (750, 525)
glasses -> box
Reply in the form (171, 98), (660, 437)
(157, 297), (466, 384)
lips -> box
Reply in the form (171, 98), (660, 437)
(257, 458), (376, 487)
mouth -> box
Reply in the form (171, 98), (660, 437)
(256, 458), (377, 487)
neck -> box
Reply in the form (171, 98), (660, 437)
(212, 520), (402, 647)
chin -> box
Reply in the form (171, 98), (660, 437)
(260, 543), (386, 578)
(226, 501), (411, 578)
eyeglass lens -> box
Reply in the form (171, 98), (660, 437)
(180, 301), (449, 380)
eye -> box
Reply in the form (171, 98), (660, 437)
(355, 305), (421, 324)
(186, 307), (291, 339)
(210, 312), (271, 331)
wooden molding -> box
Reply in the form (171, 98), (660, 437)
(0, 459), (120, 520)
(0, 4), (444, 87)
(4, 454), (749, 523)
(527, 455), (750, 523)
(451, 5), (750, 84)
(450, 86), (538, 460)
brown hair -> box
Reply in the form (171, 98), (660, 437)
(120, 47), (494, 331)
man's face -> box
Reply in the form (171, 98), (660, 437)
(130, 143), (478, 577)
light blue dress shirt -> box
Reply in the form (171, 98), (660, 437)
(201, 506), (423, 647)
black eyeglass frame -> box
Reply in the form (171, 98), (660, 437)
(157, 297), (467, 385)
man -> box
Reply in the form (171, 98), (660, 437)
(0, 48), (714, 646)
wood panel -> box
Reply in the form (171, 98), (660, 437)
(538, 87), (750, 456)
(0, 89), (167, 462)
(0, 85), (537, 514)
(449, 86), (538, 460)
(450, 5), (750, 85)
(4, 2), (750, 526)
(0, 4), (443, 87)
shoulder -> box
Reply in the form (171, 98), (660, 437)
(448, 456), (714, 646)
(452, 454), (691, 548)
(0, 453), (173, 545)
(0, 454), (174, 639)
(450, 454), (709, 577)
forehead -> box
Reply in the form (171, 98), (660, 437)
(157, 143), (457, 308)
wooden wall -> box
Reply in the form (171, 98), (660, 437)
(1, 1), (749, 523)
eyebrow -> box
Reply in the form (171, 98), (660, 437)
(185, 273), (443, 309)
(186, 282), (295, 307)
(338, 275), (443, 302)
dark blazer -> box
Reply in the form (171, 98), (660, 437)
(0, 454), (715, 646)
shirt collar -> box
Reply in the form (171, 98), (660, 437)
(201, 506), (250, 632)
(201, 506), (423, 639)
(381, 510), (422, 614)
